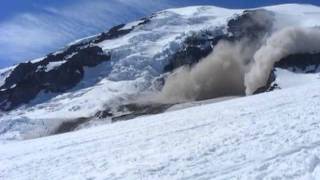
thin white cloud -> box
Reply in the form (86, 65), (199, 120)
(0, 0), (173, 67)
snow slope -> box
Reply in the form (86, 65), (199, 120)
(1, 78), (320, 179)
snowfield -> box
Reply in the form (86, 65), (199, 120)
(1, 78), (320, 179)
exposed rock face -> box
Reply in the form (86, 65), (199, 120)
(253, 70), (277, 94)
(227, 9), (274, 40)
(275, 53), (320, 73)
(254, 52), (320, 94)
(164, 30), (224, 72)
(0, 46), (110, 111)
(164, 9), (274, 72)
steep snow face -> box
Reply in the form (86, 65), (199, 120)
(96, 6), (237, 81)
(1, 4), (320, 140)
(1, 80), (320, 179)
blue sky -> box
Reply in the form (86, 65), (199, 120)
(0, 0), (319, 68)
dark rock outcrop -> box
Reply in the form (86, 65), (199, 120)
(95, 103), (172, 122)
(164, 9), (274, 72)
(253, 70), (278, 94)
(255, 52), (320, 94)
(0, 46), (110, 111)
(164, 30), (224, 72)
(111, 103), (172, 122)
(275, 53), (320, 73)
(227, 9), (274, 40)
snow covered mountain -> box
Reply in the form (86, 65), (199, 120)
(0, 4), (320, 142)
(1, 3), (320, 180)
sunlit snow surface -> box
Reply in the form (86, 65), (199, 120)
(1, 79), (320, 179)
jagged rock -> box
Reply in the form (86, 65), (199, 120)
(164, 30), (224, 72)
(0, 46), (110, 111)
(164, 9), (274, 72)
(94, 103), (172, 122)
(227, 9), (274, 40)
(255, 52), (320, 94)
(253, 70), (277, 94)
(275, 53), (320, 73)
